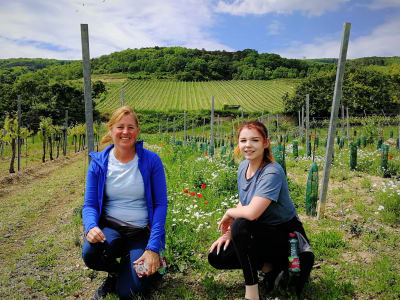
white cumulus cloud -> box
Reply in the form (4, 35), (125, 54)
(276, 17), (400, 59)
(0, 0), (232, 59)
(215, 0), (349, 16)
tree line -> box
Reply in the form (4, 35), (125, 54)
(283, 63), (400, 117)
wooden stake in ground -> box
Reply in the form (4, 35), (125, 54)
(210, 96), (215, 146)
(342, 105), (345, 137)
(80, 24), (94, 164)
(346, 106), (350, 144)
(63, 110), (68, 156)
(306, 94), (310, 157)
(317, 22), (351, 219)
(298, 110), (301, 137)
(17, 95), (21, 171)
(121, 87), (125, 106)
(173, 117), (176, 143)
(184, 111), (187, 145)
(301, 106), (305, 139)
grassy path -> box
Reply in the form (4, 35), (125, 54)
(0, 141), (399, 299)
(0, 151), (97, 299)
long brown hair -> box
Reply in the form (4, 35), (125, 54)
(233, 120), (274, 165)
(100, 106), (139, 145)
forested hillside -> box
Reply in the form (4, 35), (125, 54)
(1, 47), (399, 131)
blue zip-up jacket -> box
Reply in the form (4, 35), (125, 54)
(82, 141), (168, 253)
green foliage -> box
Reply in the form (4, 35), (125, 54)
(202, 275), (227, 300)
(306, 266), (355, 299)
(376, 185), (400, 225)
(284, 67), (400, 118)
(90, 47), (310, 81)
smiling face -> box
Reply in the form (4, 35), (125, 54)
(238, 127), (269, 162)
(109, 113), (139, 152)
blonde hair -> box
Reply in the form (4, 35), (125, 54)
(100, 106), (139, 145)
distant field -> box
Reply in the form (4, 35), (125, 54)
(95, 79), (299, 113)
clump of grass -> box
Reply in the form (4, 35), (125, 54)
(310, 230), (347, 260)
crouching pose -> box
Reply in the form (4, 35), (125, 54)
(82, 106), (167, 299)
(208, 121), (314, 300)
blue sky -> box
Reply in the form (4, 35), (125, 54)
(0, 0), (399, 60)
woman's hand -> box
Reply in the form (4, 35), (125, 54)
(86, 227), (106, 243)
(218, 209), (234, 235)
(134, 250), (160, 276)
(209, 230), (232, 255)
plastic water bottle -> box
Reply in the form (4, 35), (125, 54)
(288, 233), (300, 274)
(158, 251), (167, 275)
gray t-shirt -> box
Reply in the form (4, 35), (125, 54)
(237, 160), (297, 225)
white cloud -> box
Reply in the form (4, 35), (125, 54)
(366, 0), (400, 9)
(267, 20), (284, 35)
(276, 17), (400, 59)
(0, 0), (232, 59)
(215, 0), (349, 16)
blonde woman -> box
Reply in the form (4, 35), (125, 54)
(82, 106), (167, 299)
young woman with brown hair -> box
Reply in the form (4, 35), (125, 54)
(208, 120), (313, 300)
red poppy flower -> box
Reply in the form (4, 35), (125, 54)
(204, 201), (208, 205)
(389, 154), (393, 160)
(190, 192), (195, 196)
(167, 152), (171, 155)
(197, 193), (203, 198)
(201, 184), (206, 189)
(184, 189), (189, 193)
(205, 153), (208, 156)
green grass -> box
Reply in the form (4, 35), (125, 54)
(96, 79), (299, 113)
(1, 132), (400, 299)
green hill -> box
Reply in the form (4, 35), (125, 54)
(96, 78), (299, 113)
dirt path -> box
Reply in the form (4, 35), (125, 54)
(0, 151), (100, 299)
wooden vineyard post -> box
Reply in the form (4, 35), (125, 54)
(276, 114), (279, 134)
(210, 96), (215, 146)
(301, 106), (305, 139)
(63, 110), (68, 156)
(191, 119), (194, 140)
(241, 107), (244, 123)
(306, 94), (310, 157)
(298, 110), (301, 138)
(121, 87), (125, 106)
(17, 95), (21, 171)
(341, 105), (345, 137)
(184, 111), (187, 146)
(202, 118), (205, 139)
(346, 106), (350, 145)
(80, 24), (94, 164)
(317, 22), (351, 220)
(172, 117), (176, 144)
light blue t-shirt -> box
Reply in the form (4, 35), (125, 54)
(237, 160), (297, 225)
(103, 149), (148, 227)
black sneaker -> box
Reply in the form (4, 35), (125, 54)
(93, 274), (117, 300)
(261, 269), (281, 293)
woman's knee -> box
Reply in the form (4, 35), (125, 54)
(208, 251), (222, 269)
(82, 240), (100, 270)
(231, 218), (251, 242)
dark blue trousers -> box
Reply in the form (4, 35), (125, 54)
(82, 227), (156, 299)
